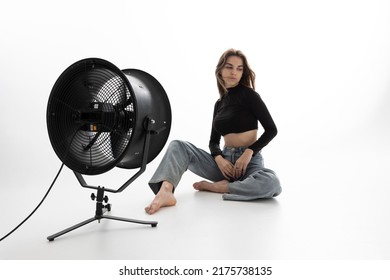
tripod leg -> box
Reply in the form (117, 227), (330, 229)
(47, 217), (98, 241)
(102, 215), (158, 227)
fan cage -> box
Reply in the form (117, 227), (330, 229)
(47, 59), (136, 175)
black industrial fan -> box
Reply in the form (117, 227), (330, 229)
(46, 58), (171, 241)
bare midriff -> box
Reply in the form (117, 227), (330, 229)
(223, 129), (257, 148)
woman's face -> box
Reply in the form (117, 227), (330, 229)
(221, 55), (244, 88)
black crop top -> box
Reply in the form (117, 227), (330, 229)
(209, 84), (277, 157)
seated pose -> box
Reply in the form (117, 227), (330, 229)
(145, 48), (282, 214)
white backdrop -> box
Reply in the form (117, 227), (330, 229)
(1, 0), (389, 177)
(1, 0), (390, 261)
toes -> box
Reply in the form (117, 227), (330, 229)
(144, 206), (151, 214)
(145, 204), (157, 215)
(193, 181), (207, 191)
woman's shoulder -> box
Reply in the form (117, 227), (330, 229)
(238, 84), (261, 100)
(213, 98), (222, 109)
(232, 83), (254, 94)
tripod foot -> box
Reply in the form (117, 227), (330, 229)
(47, 216), (97, 241)
(47, 214), (158, 241)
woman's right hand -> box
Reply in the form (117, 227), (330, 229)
(214, 155), (234, 180)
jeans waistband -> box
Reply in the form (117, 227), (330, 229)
(223, 146), (248, 153)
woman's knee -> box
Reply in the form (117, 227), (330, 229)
(252, 169), (282, 197)
(169, 139), (184, 147)
(168, 140), (188, 152)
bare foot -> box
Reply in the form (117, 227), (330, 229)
(145, 182), (177, 215)
(193, 180), (229, 193)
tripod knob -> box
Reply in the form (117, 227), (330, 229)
(91, 193), (96, 200)
(103, 196), (109, 203)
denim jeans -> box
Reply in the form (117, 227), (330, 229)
(148, 140), (282, 201)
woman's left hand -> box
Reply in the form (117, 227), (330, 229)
(234, 149), (253, 179)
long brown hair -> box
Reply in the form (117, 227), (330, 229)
(215, 48), (256, 98)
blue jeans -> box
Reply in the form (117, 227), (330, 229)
(148, 140), (282, 201)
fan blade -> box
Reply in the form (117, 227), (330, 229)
(117, 80), (127, 104)
(110, 130), (128, 159)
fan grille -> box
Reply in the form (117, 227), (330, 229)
(47, 59), (135, 175)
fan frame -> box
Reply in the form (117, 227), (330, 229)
(46, 58), (171, 241)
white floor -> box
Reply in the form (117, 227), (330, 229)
(2, 0), (390, 263)
(1, 133), (389, 260)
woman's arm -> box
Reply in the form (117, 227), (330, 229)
(246, 92), (277, 154)
(209, 100), (235, 180)
(209, 100), (223, 157)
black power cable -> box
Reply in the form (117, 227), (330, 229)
(0, 127), (80, 242)
(0, 163), (65, 242)
(0, 126), (80, 243)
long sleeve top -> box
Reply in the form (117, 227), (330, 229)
(209, 84), (277, 157)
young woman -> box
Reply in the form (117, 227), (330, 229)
(145, 49), (281, 214)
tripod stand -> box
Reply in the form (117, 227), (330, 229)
(47, 187), (157, 241)
(47, 117), (160, 241)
